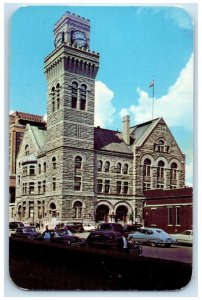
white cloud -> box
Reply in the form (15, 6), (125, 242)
(120, 54), (193, 131)
(186, 160), (193, 187)
(94, 81), (116, 127)
(43, 114), (47, 122)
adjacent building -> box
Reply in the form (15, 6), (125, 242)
(13, 12), (186, 226)
(143, 187), (193, 233)
(9, 111), (46, 220)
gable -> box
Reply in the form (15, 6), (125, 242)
(17, 124), (47, 161)
(137, 118), (184, 157)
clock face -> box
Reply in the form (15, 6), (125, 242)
(54, 32), (64, 47)
(72, 31), (87, 47)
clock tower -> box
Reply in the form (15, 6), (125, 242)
(44, 12), (99, 221)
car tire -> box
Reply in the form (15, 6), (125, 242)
(150, 242), (157, 247)
(164, 243), (171, 248)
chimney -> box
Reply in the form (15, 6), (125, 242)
(122, 115), (130, 145)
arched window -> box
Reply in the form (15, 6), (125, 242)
(43, 162), (46, 173)
(52, 157), (56, 169)
(73, 201), (82, 219)
(25, 145), (29, 156)
(52, 177), (56, 191)
(116, 162), (122, 174)
(38, 164), (41, 174)
(104, 161), (110, 173)
(97, 160), (102, 172)
(155, 139), (169, 153)
(75, 156), (82, 169)
(71, 81), (78, 109)
(171, 162), (178, 180)
(123, 163), (128, 174)
(56, 83), (61, 110)
(143, 159), (151, 177)
(51, 86), (55, 113)
(157, 160), (165, 178)
(80, 84), (87, 110)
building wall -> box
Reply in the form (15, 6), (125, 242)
(143, 188), (192, 233)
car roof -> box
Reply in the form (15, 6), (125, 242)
(90, 230), (122, 236)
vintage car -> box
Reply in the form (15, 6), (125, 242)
(128, 227), (175, 248)
(174, 230), (193, 245)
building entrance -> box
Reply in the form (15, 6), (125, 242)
(96, 205), (109, 223)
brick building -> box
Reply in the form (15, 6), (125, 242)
(143, 188), (193, 233)
(13, 12), (186, 225)
(9, 111), (46, 219)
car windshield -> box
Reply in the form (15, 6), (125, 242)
(183, 230), (192, 236)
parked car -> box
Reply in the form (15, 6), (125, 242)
(86, 230), (142, 255)
(11, 226), (41, 239)
(96, 223), (123, 232)
(83, 223), (96, 232)
(37, 229), (83, 245)
(174, 230), (193, 245)
(122, 224), (143, 236)
(128, 227), (175, 248)
(64, 222), (84, 233)
(9, 221), (25, 230)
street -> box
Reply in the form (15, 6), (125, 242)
(75, 231), (192, 264)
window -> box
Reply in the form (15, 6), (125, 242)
(52, 100), (55, 113)
(29, 182), (34, 194)
(157, 184), (164, 189)
(52, 177), (56, 191)
(43, 180), (46, 193)
(168, 207), (173, 225)
(176, 207), (180, 225)
(97, 160), (102, 172)
(51, 86), (55, 113)
(71, 82), (78, 108)
(116, 181), (122, 194)
(157, 161), (165, 178)
(143, 159), (151, 177)
(116, 163), (121, 174)
(171, 162), (178, 180)
(56, 83), (61, 110)
(38, 164), (41, 174)
(52, 157), (57, 169)
(75, 156), (82, 170)
(123, 182), (129, 194)
(38, 181), (41, 194)
(43, 162), (46, 173)
(155, 139), (169, 153)
(74, 176), (81, 191)
(23, 183), (27, 194)
(73, 201), (82, 219)
(25, 145), (29, 156)
(29, 202), (34, 218)
(97, 179), (103, 193)
(23, 166), (27, 176)
(104, 180), (110, 193)
(80, 84), (87, 110)
(104, 161), (110, 173)
(29, 165), (35, 175)
(143, 182), (151, 191)
(123, 163), (128, 174)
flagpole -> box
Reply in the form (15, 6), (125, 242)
(152, 80), (154, 120)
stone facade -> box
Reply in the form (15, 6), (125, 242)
(14, 12), (186, 226)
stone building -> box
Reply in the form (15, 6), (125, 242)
(9, 111), (46, 220)
(14, 12), (186, 225)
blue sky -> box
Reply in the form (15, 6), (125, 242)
(9, 5), (194, 185)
